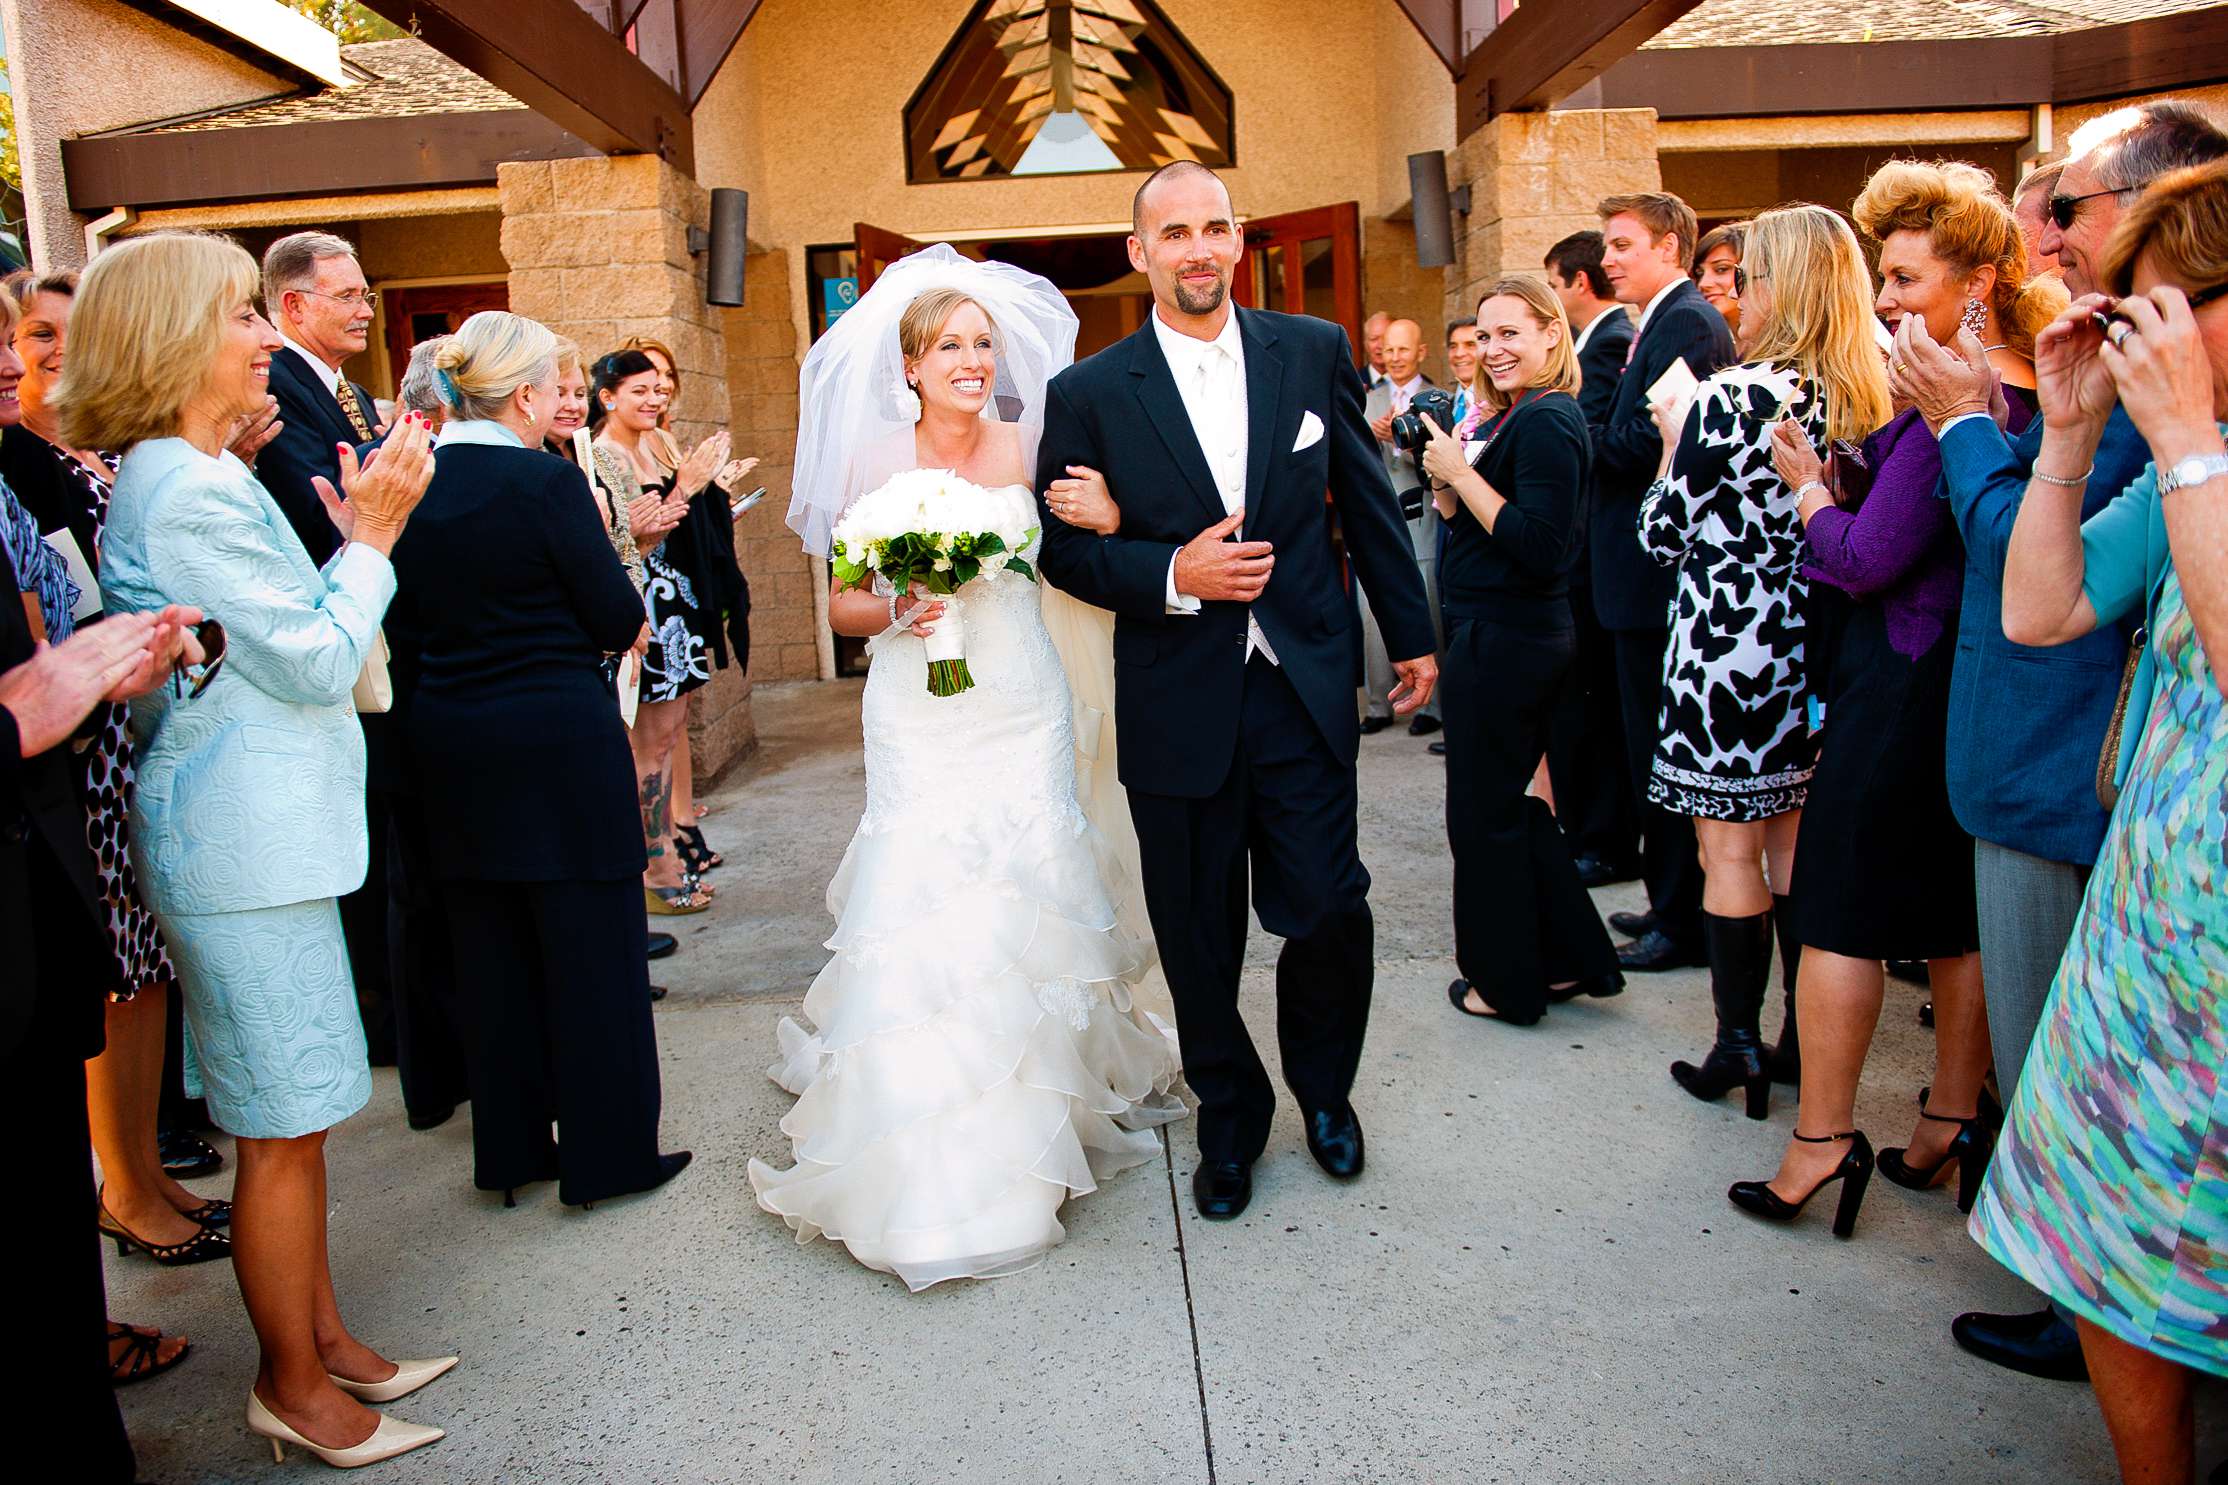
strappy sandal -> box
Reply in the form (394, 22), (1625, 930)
(645, 884), (711, 916)
(675, 824), (722, 871)
(109, 1322), (191, 1387)
(97, 1193), (232, 1266)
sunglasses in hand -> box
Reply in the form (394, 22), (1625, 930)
(2087, 281), (2228, 342)
(171, 618), (228, 700)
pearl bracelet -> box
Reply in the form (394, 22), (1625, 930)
(2031, 464), (2093, 489)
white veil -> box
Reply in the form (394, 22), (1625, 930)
(788, 242), (1079, 556)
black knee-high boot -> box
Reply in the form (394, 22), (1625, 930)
(1671, 909), (1774, 1119)
(1765, 894), (1802, 1086)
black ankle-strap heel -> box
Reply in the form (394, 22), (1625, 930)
(1728, 1130), (1875, 1239)
(1880, 1101), (1997, 1214)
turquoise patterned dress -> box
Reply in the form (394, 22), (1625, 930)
(1972, 565), (2228, 1374)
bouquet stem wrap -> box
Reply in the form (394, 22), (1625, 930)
(919, 598), (972, 697)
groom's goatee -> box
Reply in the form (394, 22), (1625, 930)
(1172, 279), (1228, 316)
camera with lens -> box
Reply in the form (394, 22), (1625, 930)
(1389, 386), (1460, 456)
(1388, 386), (1459, 517)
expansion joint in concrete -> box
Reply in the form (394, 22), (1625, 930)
(1161, 1133), (1218, 1485)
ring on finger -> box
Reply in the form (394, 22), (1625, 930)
(2107, 320), (2134, 347)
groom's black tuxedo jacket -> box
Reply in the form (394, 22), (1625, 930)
(1035, 308), (1436, 799)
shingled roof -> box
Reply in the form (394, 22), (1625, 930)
(143, 38), (523, 135)
(1646, 0), (2225, 48)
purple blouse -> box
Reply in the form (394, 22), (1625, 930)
(1801, 405), (1999, 660)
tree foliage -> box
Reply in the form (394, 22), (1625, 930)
(279, 2), (406, 44)
(0, 56), (19, 197)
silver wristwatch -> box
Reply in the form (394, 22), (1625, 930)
(2158, 451), (2228, 497)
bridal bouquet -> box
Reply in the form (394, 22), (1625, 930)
(829, 468), (1038, 697)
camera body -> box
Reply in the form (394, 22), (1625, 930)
(1389, 386), (1459, 455)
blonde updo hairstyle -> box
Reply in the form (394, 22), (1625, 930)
(1851, 159), (2069, 361)
(52, 231), (262, 452)
(898, 288), (993, 387)
(429, 310), (558, 423)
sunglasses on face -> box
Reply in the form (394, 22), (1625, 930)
(2047, 186), (2130, 231)
(171, 618), (227, 700)
(2088, 281), (2228, 338)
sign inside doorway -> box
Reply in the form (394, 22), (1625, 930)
(823, 277), (859, 326)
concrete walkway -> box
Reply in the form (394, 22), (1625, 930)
(109, 679), (2204, 1483)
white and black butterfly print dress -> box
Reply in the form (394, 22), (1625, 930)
(1638, 362), (1823, 823)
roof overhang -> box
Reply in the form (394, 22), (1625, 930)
(149, 0), (353, 87)
(61, 109), (595, 211)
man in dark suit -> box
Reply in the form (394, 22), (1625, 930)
(1036, 162), (1437, 1221)
(1587, 192), (1737, 972)
(254, 232), (434, 1112)
(5, 600), (203, 1485)
(1542, 230), (1639, 886)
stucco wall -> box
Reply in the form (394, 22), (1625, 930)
(5, 0), (297, 269)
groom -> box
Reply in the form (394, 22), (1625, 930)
(1036, 162), (1438, 1220)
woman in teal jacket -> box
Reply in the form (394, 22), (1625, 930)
(1978, 159), (2228, 1485)
(65, 232), (452, 1469)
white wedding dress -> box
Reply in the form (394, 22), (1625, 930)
(747, 482), (1186, 1291)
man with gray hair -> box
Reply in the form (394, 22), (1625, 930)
(257, 230), (382, 566)
(1893, 94), (2228, 1385)
(2011, 160), (2064, 280)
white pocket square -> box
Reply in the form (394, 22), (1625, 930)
(1292, 410), (1325, 452)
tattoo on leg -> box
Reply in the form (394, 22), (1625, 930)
(641, 772), (671, 854)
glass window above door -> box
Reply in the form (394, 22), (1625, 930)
(904, 0), (1235, 184)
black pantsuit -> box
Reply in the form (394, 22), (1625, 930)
(1437, 390), (1619, 1018)
(1544, 587), (1637, 864)
(1128, 658), (1374, 1163)
(1612, 628), (1704, 943)
(447, 877), (660, 1202)
(382, 791), (470, 1123)
(384, 438), (665, 1206)
(1444, 614), (1614, 1019)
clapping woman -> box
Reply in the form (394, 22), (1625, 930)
(68, 231), (451, 1468)
(392, 313), (689, 1209)
(1418, 275), (1623, 1023)
(1640, 204), (1892, 1121)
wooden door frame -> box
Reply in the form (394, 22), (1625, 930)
(371, 274), (510, 393)
(1232, 201), (1363, 364)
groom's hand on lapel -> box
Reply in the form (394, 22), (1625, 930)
(1389, 654), (1438, 714)
(1172, 510), (1274, 602)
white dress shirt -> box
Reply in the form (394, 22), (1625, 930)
(279, 332), (344, 396)
(1571, 304), (1615, 358)
(1153, 307), (1276, 665)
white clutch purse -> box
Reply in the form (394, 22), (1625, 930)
(614, 650), (641, 729)
(353, 628), (393, 714)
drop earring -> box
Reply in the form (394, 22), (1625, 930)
(1959, 296), (1988, 339)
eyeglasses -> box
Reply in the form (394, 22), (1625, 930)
(2047, 187), (2131, 231)
(171, 618), (227, 701)
(292, 288), (380, 312)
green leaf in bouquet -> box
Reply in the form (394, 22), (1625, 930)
(1005, 556), (1037, 581)
(954, 556), (980, 585)
(976, 532), (1007, 557)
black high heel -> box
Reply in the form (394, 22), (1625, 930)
(1880, 1094), (1998, 1213)
(98, 1194), (233, 1266)
(674, 824), (722, 872)
(1728, 1130), (1875, 1239)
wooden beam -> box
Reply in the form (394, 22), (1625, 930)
(1592, 11), (2228, 123)
(1457, 0), (1701, 136)
(61, 110), (596, 211)
(354, 0), (693, 169)
(677, 0), (764, 108)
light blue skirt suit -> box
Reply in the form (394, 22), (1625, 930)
(101, 438), (395, 1139)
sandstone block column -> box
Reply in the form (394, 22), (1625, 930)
(720, 251), (823, 688)
(497, 156), (760, 782)
(1444, 108), (1662, 327)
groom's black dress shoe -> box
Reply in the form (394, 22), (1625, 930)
(1359, 715), (1396, 735)
(1303, 1105), (1364, 1179)
(1608, 908), (1656, 939)
(1192, 1161), (1253, 1219)
(1951, 1307), (2089, 1382)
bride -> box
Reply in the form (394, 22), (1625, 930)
(749, 244), (1185, 1290)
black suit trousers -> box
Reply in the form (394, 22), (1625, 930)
(1443, 615), (1618, 1021)
(1611, 626), (1703, 943)
(384, 795), (471, 1122)
(1126, 658), (1372, 1165)
(446, 877), (664, 1205)
(1544, 585), (1638, 866)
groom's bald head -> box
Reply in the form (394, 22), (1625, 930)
(1132, 161), (1231, 238)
